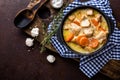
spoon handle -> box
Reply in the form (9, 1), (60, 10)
(27, 0), (47, 13)
(27, 0), (41, 9)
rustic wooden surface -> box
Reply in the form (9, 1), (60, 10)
(23, 0), (120, 79)
(0, 0), (119, 80)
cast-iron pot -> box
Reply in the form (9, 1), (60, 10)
(57, 6), (113, 56)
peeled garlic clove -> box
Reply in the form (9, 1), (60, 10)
(25, 38), (34, 47)
(51, 0), (63, 9)
(47, 55), (56, 63)
(31, 27), (39, 37)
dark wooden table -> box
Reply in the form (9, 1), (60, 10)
(0, 0), (119, 80)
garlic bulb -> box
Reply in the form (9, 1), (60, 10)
(51, 0), (63, 9)
(31, 28), (39, 37)
(25, 38), (34, 47)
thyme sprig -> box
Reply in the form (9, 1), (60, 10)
(40, 3), (68, 53)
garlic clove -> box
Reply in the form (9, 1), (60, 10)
(50, 0), (63, 9)
(47, 55), (56, 63)
(31, 27), (39, 37)
(25, 38), (34, 47)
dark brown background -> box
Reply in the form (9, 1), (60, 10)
(0, 0), (119, 80)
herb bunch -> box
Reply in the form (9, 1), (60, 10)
(40, 3), (68, 53)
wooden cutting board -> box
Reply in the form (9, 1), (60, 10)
(22, 0), (120, 79)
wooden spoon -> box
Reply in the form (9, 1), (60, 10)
(14, 0), (43, 28)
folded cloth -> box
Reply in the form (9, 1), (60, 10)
(48, 0), (120, 78)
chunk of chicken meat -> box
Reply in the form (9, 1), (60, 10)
(80, 19), (90, 27)
(86, 9), (93, 16)
(70, 23), (81, 35)
(83, 27), (94, 37)
(64, 24), (71, 30)
(78, 29), (85, 36)
(95, 31), (107, 43)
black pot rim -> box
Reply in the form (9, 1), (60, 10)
(57, 5), (112, 56)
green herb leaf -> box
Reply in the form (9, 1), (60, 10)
(40, 3), (68, 53)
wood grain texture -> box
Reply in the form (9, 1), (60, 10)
(1, 0), (117, 80)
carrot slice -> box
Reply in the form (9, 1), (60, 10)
(79, 37), (89, 47)
(89, 38), (99, 48)
(76, 36), (89, 47)
(91, 19), (99, 26)
(75, 35), (85, 44)
(98, 27), (106, 32)
(73, 18), (80, 26)
(65, 31), (74, 42)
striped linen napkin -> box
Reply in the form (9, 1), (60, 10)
(48, 0), (120, 78)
